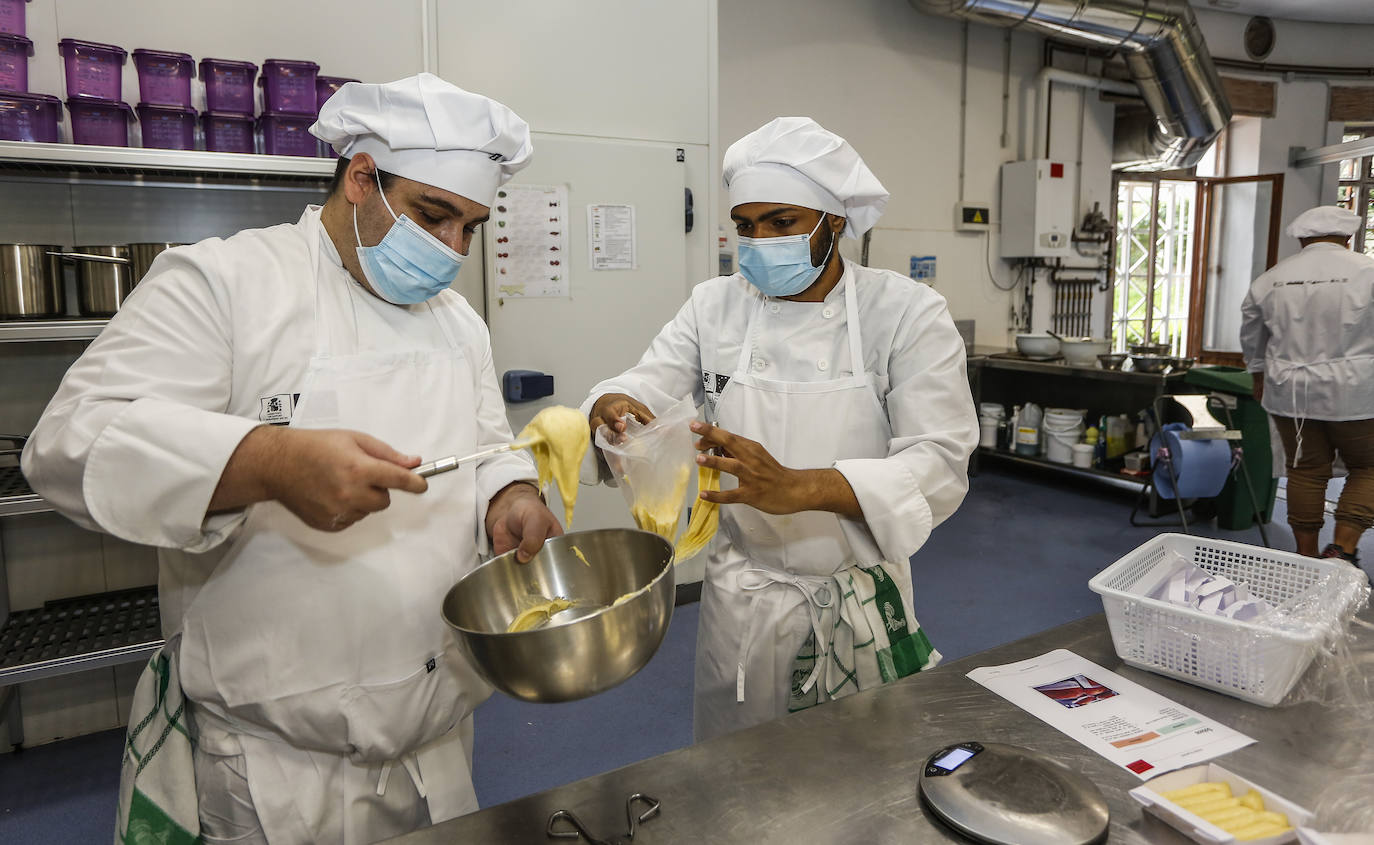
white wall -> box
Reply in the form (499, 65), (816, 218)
(718, 0), (1116, 346)
(1196, 11), (1350, 259)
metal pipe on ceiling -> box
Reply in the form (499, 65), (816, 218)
(910, 0), (1234, 171)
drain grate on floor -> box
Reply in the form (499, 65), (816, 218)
(0, 586), (162, 682)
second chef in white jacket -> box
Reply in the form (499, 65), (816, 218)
(583, 117), (979, 740)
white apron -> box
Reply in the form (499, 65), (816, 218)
(693, 277), (938, 742)
(175, 221), (492, 843)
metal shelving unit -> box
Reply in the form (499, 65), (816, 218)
(0, 587), (161, 685)
(0, 140), (335, 189)
(0, 466), (49, 517)
(0, 318), (108, 344)
(976, 447), (1148, 492)
(0, 144), (334, 748)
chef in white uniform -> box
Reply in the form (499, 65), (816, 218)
(583, 117), (979, 740)
(21, 74), (562, 844)
(1240, 205), (1374, 566)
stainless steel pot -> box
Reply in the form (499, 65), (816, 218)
(128, 243), (184, 282)
(51, 247), (135, 317)
(0, 244), (65, 318)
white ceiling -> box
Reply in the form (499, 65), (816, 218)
(1194, 0), (1374, 25)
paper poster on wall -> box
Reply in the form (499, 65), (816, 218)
(490, 184), (569, 298)
(587, 204), (636, 270)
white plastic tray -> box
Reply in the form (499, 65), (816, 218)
(1131, 763), (1313, 844)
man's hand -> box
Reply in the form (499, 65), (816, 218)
(211, 426), (428, 531)
(486, 481), (564, 562)
(589, 393), (654, 439)
(1251, 371), (1265, 402)
(690, 421), (861, 518)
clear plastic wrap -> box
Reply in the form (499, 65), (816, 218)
(595, 396), (698, 543)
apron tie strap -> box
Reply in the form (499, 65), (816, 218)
(376, 753), (427, 799)
(735, 568), (835, 703)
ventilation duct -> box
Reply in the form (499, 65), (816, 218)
(911, 0), (1233, 170)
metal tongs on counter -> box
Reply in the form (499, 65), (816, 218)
(546, 793), (661, 845)
(415, 439), (534, 478)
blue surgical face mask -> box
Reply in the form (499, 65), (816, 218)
(736, 213), (835, 297)
(353, 172), (465, 305)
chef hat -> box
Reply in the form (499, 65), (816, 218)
(311, 73), (532, 207)
(1286, 205), (1361, 239)
(723, 117), (889, 239)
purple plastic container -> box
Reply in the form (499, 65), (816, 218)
(59, 39), (127, 101)
(66, 98), (132, 147)
(0, 91), (58, 141)
(0, 0), (29, 37)
(199, 57), (256, 115)
(314, 75), (358, 112)
(202, 110), (253, 153)
(133, 49), (193, 108)
(258, 111), (316, 157)
(260, 59), (319, 115)
(0, 32), (32, 92)
(136, 103), (195, 150)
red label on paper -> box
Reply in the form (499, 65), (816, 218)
(1050, 162), (1065, 178)
(1126, 759), (1154, 774)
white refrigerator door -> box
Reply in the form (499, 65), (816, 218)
(485, 134), (694, 539)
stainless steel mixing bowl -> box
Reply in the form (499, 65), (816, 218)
(441, 528), (675, 702)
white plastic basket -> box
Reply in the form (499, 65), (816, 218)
(1088, 533), (1360, 707)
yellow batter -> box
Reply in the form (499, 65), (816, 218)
(519, 406), (590, 528)
(673, 465), (720, 560)
(571, 545), (590, 567)
(629, 464), (691, 542)
(506, 596), (575, 632)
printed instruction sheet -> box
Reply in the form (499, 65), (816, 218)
(490, 184), (569, 298)
(966, 649), (1255, 779)
(587, 204), (636, 270)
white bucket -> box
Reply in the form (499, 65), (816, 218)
(1044, 408), (1086, 464)
(979, 417), (1000, 448)
(1071, 442), (1095, 468)
(979, 402), (1006, 419)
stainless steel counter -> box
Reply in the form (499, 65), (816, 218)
(384, 612), (1374, 844)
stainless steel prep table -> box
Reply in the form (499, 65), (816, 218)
(385, 612), (1373, 844)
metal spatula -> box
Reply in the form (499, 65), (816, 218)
(416, 440), (534, 478)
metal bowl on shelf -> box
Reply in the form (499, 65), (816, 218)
(1015, 333), (1060, 359)
(1169, 356), (1196, 372)
(441, 528), (675, 703)
(1097, 352), (1128, 370)
(1129, 354), (1173, 374)
(1128, 342), (1170, 356)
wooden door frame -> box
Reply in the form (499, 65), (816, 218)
(1188, 173), (1284, 366)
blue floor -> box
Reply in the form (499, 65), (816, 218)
(3, 463), (1368, 843)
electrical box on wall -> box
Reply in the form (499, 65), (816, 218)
(999, 159), (1073, 258)
(954, 201), (991, 232)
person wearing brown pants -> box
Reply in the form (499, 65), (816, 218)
(1240, 205), (1374, 566)
(1270, 417), (1374, 562)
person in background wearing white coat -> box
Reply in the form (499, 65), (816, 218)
(583, 117), (979, 741)
(1240, 205), (1374, 568)
(21, 75), (563, 844)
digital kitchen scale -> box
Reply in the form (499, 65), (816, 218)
(918, 741), (1110, 845)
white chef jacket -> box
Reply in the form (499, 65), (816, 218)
(21, 206), (536, 637)
(1240, 242), (1374, 421)
(580, 263), (979, 566)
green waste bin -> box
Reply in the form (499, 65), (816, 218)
(1183, 366), (1279, 529)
